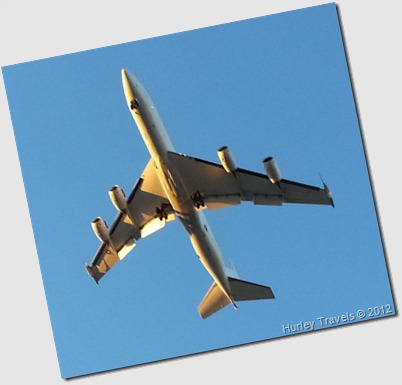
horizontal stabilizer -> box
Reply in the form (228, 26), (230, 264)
(198, 282), (231, 319)
(198, 277), (274, 319)
(228, 277), (274, 301)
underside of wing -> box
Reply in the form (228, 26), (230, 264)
(280, 179), (334, 205)
(85, 240), (130, 283)
(85, 158), (173, 283)
(167, 151), (333, 209)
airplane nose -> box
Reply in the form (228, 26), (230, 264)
(121, 69), (146, 112)
(122, 68), (133, 94)
(121, 68), (131, 84)
(121, 68), (139, 88)
(121, 68), (138, 108)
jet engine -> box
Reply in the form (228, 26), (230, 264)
(91, 217), (111, 243)
(109, 185), (128, 213)
(263, 157), (281, 184)
(217, 146), (237, 173)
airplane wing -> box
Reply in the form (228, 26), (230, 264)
(85, 159), (173, 283)
(167, 151), (334, 209)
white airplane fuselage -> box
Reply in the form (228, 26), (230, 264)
(121, 70), (236, 307)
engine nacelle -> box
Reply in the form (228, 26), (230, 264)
(217, 146), (237, 173)
(91, 217), (111, 243)
(108, 185), (128, 213)
(263, 157), (282, 184)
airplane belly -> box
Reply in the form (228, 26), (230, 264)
(185, 211), (232, 298)
(159, 158), (230, 294)
(190, 231), (231, 297)
(127, 103), (234, 301)
(156, 156), (194, 214)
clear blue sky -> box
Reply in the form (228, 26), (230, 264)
(2, 3), (395, 379)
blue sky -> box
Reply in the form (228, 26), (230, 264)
(2, 3), (395, 379)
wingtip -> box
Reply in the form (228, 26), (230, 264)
(323, 182), (335, 208)
(85, 263), (100, 284)
(319, 173), (335, 208)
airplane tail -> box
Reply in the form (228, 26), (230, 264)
(198, 277), (274, 319)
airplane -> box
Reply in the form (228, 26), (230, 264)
(85, 69), (334, 319)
